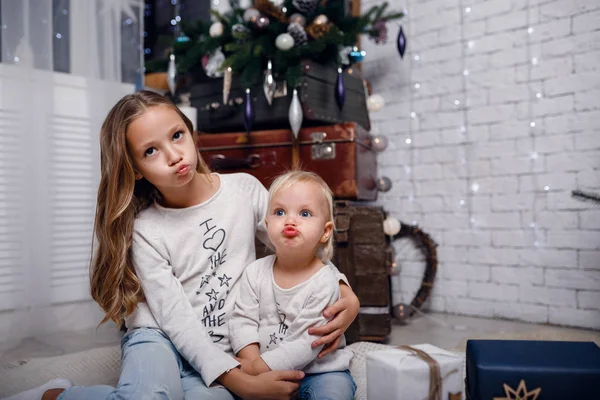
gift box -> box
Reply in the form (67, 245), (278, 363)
(366, 344), (463, 400)
(466, 340), (600, 400)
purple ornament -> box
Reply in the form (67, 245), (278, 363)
(243, 88), (254, 135)
(397, 26), (407, 58)
(335, 68), (345, 110)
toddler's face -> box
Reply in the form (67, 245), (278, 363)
(266, 181), (332, 259)
(126, 105), (198, 192)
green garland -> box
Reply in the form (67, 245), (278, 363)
(146, 0), (404, 89)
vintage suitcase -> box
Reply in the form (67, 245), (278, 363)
(332, 201), (392, 343)
(190, 60), (371, 133)
(197, 122), (378, 201)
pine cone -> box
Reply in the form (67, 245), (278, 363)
(306, 22), (331, 39)
(254, 0), (287, 22)
(292, 0), (319, 15)
(287, 22), (308, 46)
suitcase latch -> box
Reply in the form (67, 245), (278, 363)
(310, 132), (336, 160)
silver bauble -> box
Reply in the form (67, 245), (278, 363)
(371, 135), (389, 152)
(289, 89), (303, 138)
(289, 13), (306, 27)
(392, 303), (410, 324)
(376, 176), (392, 192)
(243, 8), (260, 22)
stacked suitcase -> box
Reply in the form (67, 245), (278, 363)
(194, 66), (392, 343)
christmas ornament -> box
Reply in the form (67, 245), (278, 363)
(205, 48), (225, 78)
(369, 18), (388, 44)
(376, 176), (392, 192)
(367, 94), (385, 112)
(209, 21), (224, 37)
(335, 68), (345, 110)
(292, 0), (319, 15)
(223, 67), (232, 104)
(289, 13), (306, 27)
(243, 7), (260, 22)
(255, 16), (270, 29)
(288, 88), (303, 138)
(231, 24), (250, 40)
(167, 54), (177, 96)
(397, 25), (407, 58)
(339, 46), (353, 66)
(254, 0), (286, 22)
(263, 60), (276, 106)
(313, 14), (329, 25)
(349, 46), (366, 63)
(392, 303), (409, 324)
(306, 22), (330, 39)
(383, 216), (401, 236)
(371, 135), (389, 152)
(275, 33), (295, 51)
(243, 88), (255, 135)
(287, 22), (308, 46)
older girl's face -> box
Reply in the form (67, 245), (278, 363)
(126, 105), (198, 191)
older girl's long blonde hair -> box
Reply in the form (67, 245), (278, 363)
(268, 170), (335, 262)
(91, 90), (210, 326)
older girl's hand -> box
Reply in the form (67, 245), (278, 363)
(308, 284), (359, 358)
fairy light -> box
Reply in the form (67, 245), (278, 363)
(459, 0), (475, 226)
(414, 55), (420, 61)
(406, 138), (412, 144)
(414, 83), (421, 89)
(525, 0), (544, 248)
(410, 111), (417, 118)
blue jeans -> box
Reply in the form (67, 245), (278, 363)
(297, 370), (356, 400)
(58, 328), (235, 400)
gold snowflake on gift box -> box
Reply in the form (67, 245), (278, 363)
(494, 379), (541, 400)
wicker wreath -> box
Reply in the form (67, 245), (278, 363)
(389, 223), (438, 317)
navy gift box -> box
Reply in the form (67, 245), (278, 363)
(466, 340), (600, 400)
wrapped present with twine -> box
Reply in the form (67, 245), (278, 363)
(366, 344), (463, 400)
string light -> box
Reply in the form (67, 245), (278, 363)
(410, 111), (416, 118)
(459, 0), (474, 227)
(525, 0), (544, 248)
(405, 138), (412, 144)
(414, 83), (421, 89)
(55, 33), (62, 39)
(414, 55), (420, 61)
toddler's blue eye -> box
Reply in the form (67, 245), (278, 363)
(275, 209), (285, 216)
(300, 210), (312, 218)
(173, 131), (183, 140)
(144, 147), (156, 156)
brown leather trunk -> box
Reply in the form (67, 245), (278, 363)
(197, 122), (378, 201)
(332, 201), (392, 343)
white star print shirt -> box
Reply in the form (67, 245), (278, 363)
(125, 173), (270, 386)
(229, 255), (354, 374)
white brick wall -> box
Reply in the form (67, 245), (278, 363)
(363, 0), (600, 329)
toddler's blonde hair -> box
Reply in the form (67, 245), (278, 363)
(268, 170), (335, 262)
